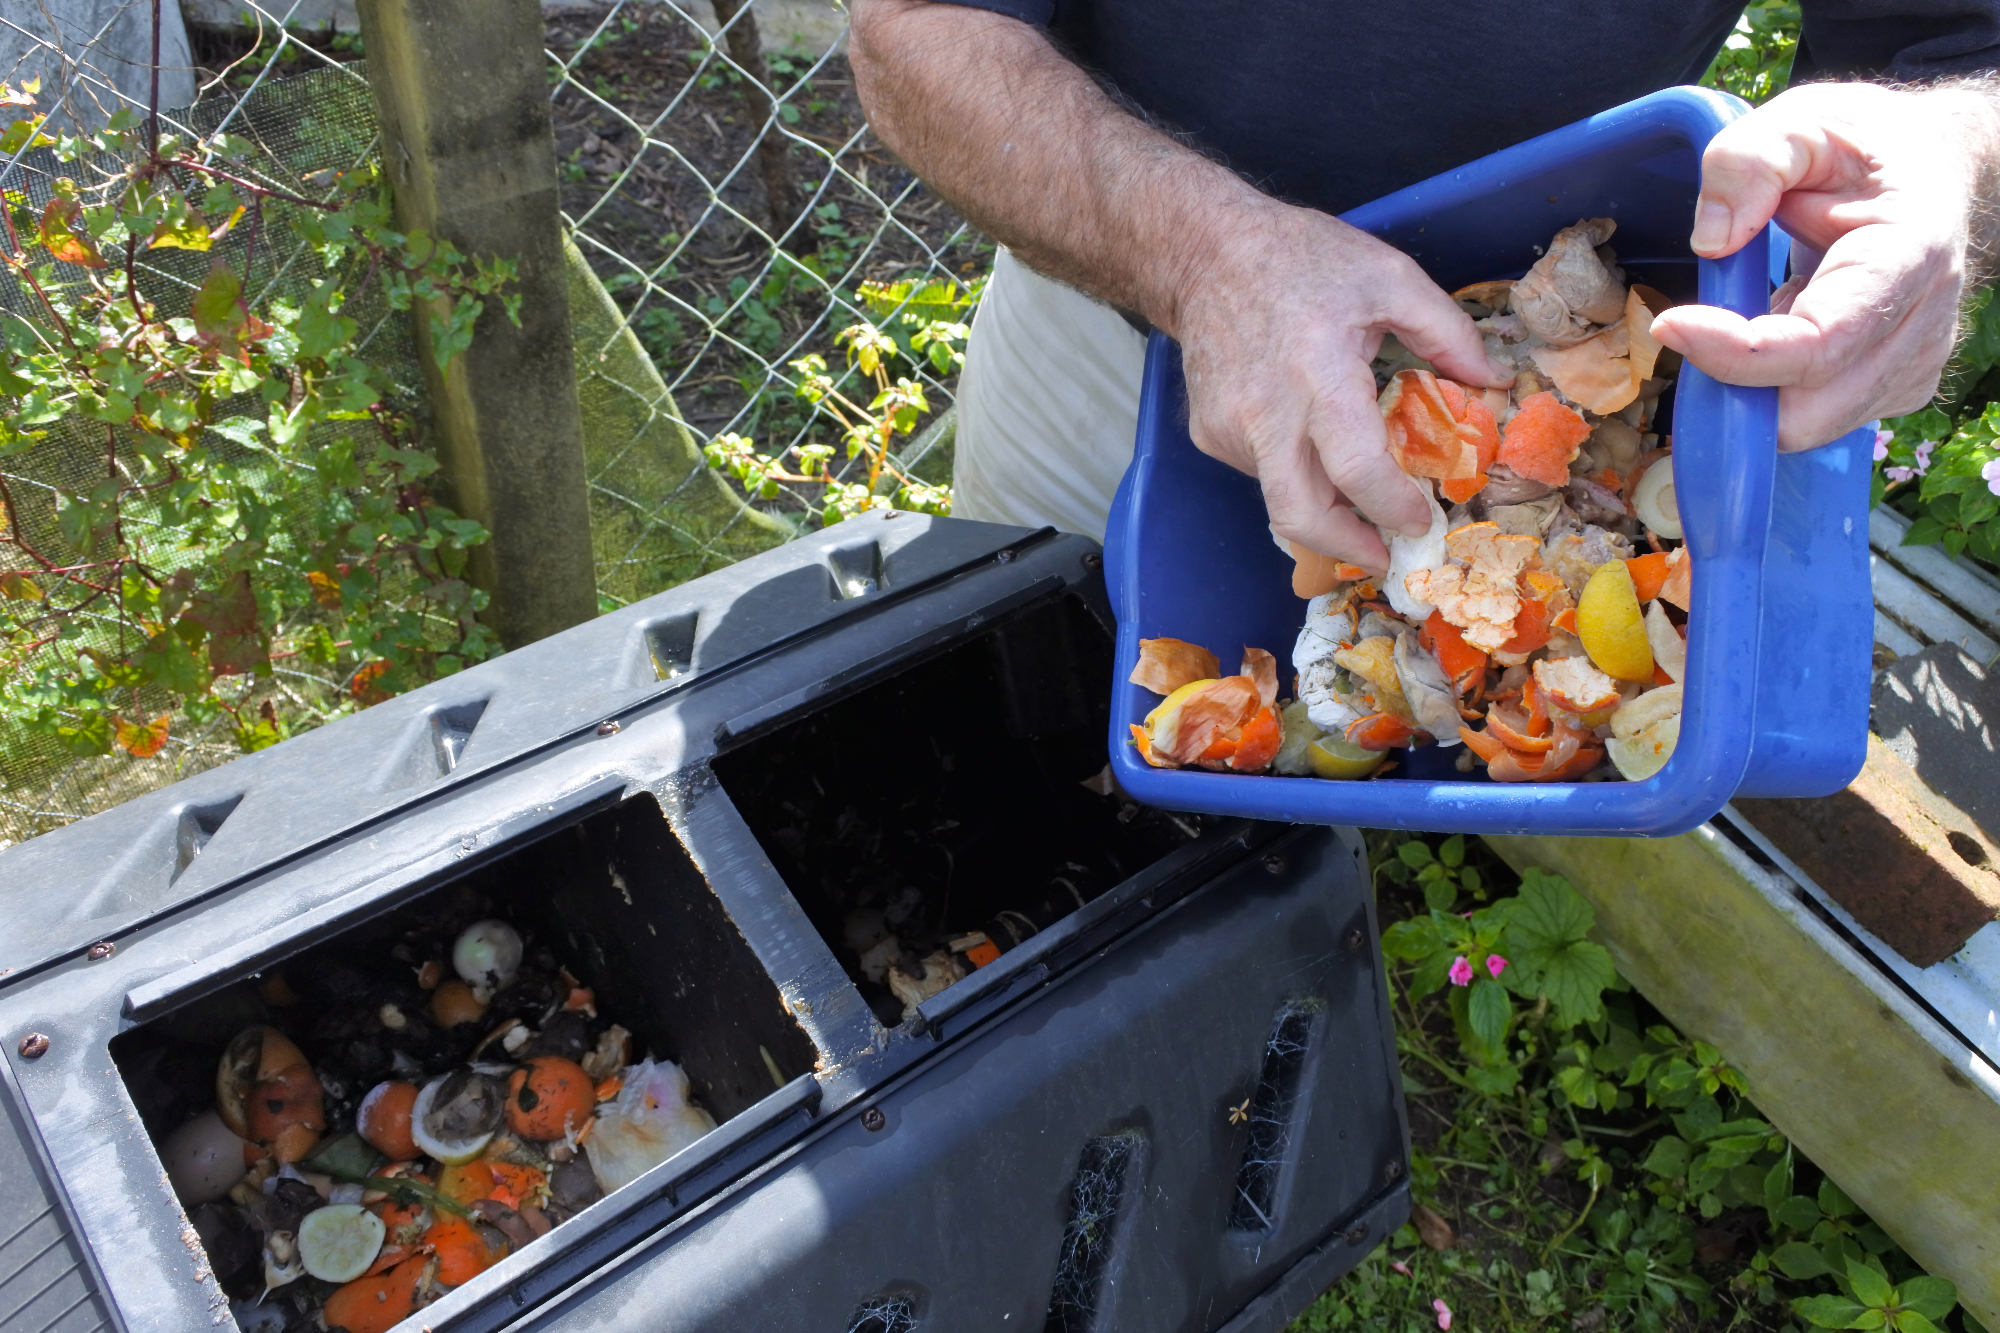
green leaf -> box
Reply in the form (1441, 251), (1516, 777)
(1466, 976), (1510, 1052)
(1503, 869), (1617, 1026)
(1380, 916), (1441, 963)
(1764, 1148), (1794, 1214)
(1903, 516), (1947, 547)
(1421, 870), (1458, 912)
(1820, 1177), (1858, 1219)
(1846, 1257), (1896, 1309)
(1790, 1295), (1874, 1329)
(1770, 1240), (1834, 1279)
(1774, 1193), (1823, 1232)
(1397, 840), (1435, 869)
(1893, 1277), (1956, 1322)
(1639, 1135), (1692, 1177)
(1891, 1313), (1941, 1333)
(1438, 833), (1465, 868)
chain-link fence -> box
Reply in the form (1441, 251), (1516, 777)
(0, 0), (989, 843)
(544, 0), (988, 605)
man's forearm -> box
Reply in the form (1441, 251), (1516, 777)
(848, 0), (1271, 336)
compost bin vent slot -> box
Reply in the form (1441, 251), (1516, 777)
(376, 699), (490, 791)
(846, 1292), (921, 1333)
(1043, 1131), (1144, 1333)
(1227, 998), (1322, 1233)
(639, 610), (699, 681)
(430, 699), (486, 773)
(171, 794), (242, 883)
(824, 540), (886, 600)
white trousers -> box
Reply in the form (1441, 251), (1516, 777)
(950, 249), (1149, 542)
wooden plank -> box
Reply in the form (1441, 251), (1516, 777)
(355, 0), (600, 648)
(1873, 554), (2000, 663)
(1871, 507), (2000, 637)
(1487, 828), (2000, 1328)
(1875, 609), (1925, 660)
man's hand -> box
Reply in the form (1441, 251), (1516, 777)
(851, 0), (1501, 572)
(1652, 81), (1998, 451)
(1174, 201), (1506, 569)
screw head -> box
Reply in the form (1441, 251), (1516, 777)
(86, 941), (115, 961)
(1345, 928), (1365, 952)
(1261, 853), (1286, 876)
(1384, 1158), (1404, 1182)
(596, 719), (622, 737)
(861, 1107), (887, 1132)
(1082, 552), (1102, 570)
(1344, 1224), (1369, 1245)
(17, 1033), (48, 1060)
(995, 550), (1015, 564)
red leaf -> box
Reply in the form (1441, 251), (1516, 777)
(113, 712), (171, 759)
(183, 570), (268, 675)
(38, 197), (106, 269)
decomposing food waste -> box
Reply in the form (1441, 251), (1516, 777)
(1131, 219), (1689, 784)
(157, 915), (716, 1333)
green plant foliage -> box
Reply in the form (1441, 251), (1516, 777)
(1879, 288), (2000, 571)
(0, 86), (517, 757)
(701, 273), (979, 526)
(1699, 3), (1802, 105)
(1291, 832), (1970, 1333)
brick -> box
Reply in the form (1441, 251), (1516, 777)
(1735, 733), (2000, 967)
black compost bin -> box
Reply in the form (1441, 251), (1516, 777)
(0, 514), (1406, 1333)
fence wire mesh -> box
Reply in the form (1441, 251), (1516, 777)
(0, 1), (988, 844)
(545, 0), (987, 606)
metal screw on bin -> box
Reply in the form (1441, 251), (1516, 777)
(1345, 928), (1365, 952)
(18, 1033), (48, 1059)
(86, 941), (115, 961)
(1261, 854), (1286, 876)
(995, 550), (1015, 564)
(596, 720), (621, 737)
(1384, 1159), (1404, 1182)
(1344, 1224), (1370, 1245)
(1082, 552), (1101, 570)
(861, 1107), (887, 1132)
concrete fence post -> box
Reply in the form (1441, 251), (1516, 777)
(356, 0), (599, 649)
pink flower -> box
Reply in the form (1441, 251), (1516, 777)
(1447, 956), (1474, 987)
(1984, 457), (2000, 497)
(1874, 429), (1893, 462)
(1434, 1298), (1454, 1330)
(1392, 1260), (1412, 1276)
(1487, 954), (1509, 979)
(1886, 466), (1916, 483)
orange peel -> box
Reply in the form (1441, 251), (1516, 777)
(1496, 392), (1591, 488)
(1532, 656), (1622, 714)
(1379, 369), (1482, 480)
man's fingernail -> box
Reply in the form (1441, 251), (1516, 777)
(1402, 520), (1430, 538)
(1691, 199), (1732, 254)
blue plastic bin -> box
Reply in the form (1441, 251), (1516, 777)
(1103, 87), (1874, 837)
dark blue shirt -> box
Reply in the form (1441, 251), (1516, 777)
(928, 1), (2000, 215)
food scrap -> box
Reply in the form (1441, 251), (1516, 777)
(160, 917), (717, 1332)
(1131, 219), (1691, 784)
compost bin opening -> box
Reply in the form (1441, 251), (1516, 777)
(713, 592), (1206, 1027)
(110, 792), (814, 1332)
